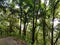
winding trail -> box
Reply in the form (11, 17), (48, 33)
(0, 37), (28, 45)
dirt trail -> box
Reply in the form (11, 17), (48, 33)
(0, 37), (28, 45)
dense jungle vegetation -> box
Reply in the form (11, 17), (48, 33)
(0, 0), (60, 45)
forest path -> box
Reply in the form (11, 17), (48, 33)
(0, 37), (28, 45)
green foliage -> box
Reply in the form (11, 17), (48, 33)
(0, 0), (60, 45)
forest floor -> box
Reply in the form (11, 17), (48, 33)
(0, 37), (28, 45)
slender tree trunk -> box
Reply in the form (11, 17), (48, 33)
(19, 0), (23, 36)
(50, 1), (58, 45)
(51, 4), (55, 45)
(36, 0), (41, 45)
(52, 1), (59, 45)
(23, 13), (27, 37)
(19, 6), (22, 36)
(9, 18), (12, 33)
(32, 14), (35, 44)
(51, 20), (54, 45)
(42, 16), (46, 45)
(42, 0), (46, 45)
(32, 0), (35, 44)
(23, 22), (26, 36)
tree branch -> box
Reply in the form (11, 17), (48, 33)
(54, 32), (60, 45)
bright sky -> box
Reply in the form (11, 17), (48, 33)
(53, 18), (60, 28)
(41, 0), (49, 6)
(15, 4), (20, 9)
(41, 0), (44, 3)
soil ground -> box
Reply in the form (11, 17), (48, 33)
(0, 37), (28, 45)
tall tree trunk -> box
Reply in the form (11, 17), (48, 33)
(19, 6), (22, 36)
(51, 2), (56, 45)
(51, 18), (54, 45)
(23, 13), (27, 37)
(32, 0), (35, 44)
(50, 0), (59, 45)
(52, 1), (59, 45)
(42, 0), (46, 45)
(42, 18), (46, 45)
(35, 0), (41, 44)
(9, 15), (13, 33)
